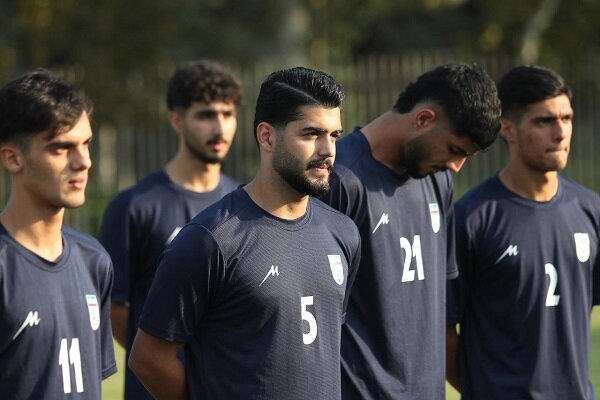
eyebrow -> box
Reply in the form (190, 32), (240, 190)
(301, 126), (343, 134)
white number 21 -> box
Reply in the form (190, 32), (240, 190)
(544, 263), (560, 307)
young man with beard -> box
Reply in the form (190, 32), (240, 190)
(320, 63), (501, 399)
(128, 67), (361, 400)
(0, 70), (116, 398)
(446, 66), (600, 399)
(99, 59), (243, 399)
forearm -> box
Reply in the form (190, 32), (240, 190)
(446, 324), (461, 393)
(129, 329), (187, 400)
(110, 302), (129, 348)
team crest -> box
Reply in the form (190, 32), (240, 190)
(328, 255), (344, 285)
(86, 294), (100, 331)
(574, 233), (590, 262)
(428, 203), (440, 233)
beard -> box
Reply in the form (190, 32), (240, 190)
(184, 136), (225, 164)
(272, 145), (332, 197)
(403, 136), (431, 179)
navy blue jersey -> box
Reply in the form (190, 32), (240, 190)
(139, 187), (361, 399)
(447, 174), (600, 400)
(99, 169), (237, 399)
(0, 224), (116, 399)
(320, 129), (456, 400)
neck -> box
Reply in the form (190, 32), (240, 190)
(362, 111), (408, 174)
(0, 193), (65, 261)
(498, 164), (559, 201)
(165, 152), (222, 192)
(243, 167), (309, 220)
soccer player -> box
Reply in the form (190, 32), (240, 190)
(0, 70), (116, 398)
(446, 65), (600, 399)
(128, 66), (361, 399)
(99, 59), (243, 399)
(320, 63), (501, 399)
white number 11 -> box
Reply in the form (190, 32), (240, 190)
(59, 338), (84, 393)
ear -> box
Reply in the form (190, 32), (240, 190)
(414, 108), (436, 131)
(0, 145), (24, 173)
(256, 122), (276, 152)
(168, 111), (183, 134)
(499, 118), (516, 143)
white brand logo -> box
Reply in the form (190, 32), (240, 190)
(13, 311), (41, 340)
(495, 244), (519, 264)
(165, 227), (183, 246)
(328, 255), (344, 285)
(574, 233), (590, 262)
(259, 265), (280, 287)
(372, 213), (389, 234)
(429, 203), (440, 233)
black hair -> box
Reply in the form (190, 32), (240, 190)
(0, 69), (92, 146)
(253, 66), (344, 140)
(166, 59), (244, 111)
(497, 65), (572, 120)
(393, 63), (501, 150)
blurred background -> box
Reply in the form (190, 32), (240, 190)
(1, 0), (599, 234)
(1, 1), (599, 398)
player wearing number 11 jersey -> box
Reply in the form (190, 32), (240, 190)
(0, 70), (116, 399)
(446, 66), (600, 399)
(129, 67), (361, 400)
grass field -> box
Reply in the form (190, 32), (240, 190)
(102, 308), (600, 399)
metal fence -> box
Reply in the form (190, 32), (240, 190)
(2, 51), (599, 235)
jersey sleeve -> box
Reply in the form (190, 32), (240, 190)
(138, 223), (225, 343)
(342, 232), (361, 322)
(446, 201), (471, 326)
(99, 255), (118, 378)
(99, 194), (134, 305)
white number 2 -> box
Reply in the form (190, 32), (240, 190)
(544, 263), (560, 307)
(59, 338), (84, 393)
(401, 235), (425, 282)
(301, 296), (318, 344)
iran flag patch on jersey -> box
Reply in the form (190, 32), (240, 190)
(574, 232), (590, 262)
(328, 255), (344, 285)
(429, 203), (440, 233)
(86, 294), (100, 331)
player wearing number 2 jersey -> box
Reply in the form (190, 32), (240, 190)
(446, 66), (600, 399)
(321, 63), (501, 399)
(0, 70), (116, 399)
(129, 67), (361, 400)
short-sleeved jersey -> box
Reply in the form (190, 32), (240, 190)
(139, 187), (361, 399)
(99, 169), (237, 399)
(0, 224), (116, 399)
(447, 174), (600, 400)
(320, 129), (456, 400)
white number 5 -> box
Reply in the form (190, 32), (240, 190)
(301, 296), (317, 344)
(544, 263), (560, 307)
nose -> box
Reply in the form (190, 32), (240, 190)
(317, 134), (336, 158)
(71, 145), (92, 171)
(553, 119), (570, 142)
(445, 156), (466, 173)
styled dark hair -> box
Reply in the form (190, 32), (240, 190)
(166, 59), (244, 111)
(393, 63), (501, 150)
(497, 65), (572, 120)
(0, 69), (92, 146)
(253, 66), (344, 137)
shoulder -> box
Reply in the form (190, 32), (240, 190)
(62, 226), (112, 266)
(560, 175), (600, 214)
(105, 170), (171, 210)
(311, 198), (360, 237)
(189, 187), (251, 232)
(335, 128), (371, 168)
(218, 173), (240, 191)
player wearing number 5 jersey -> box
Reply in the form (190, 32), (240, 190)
(321, 64), (501, 399)
(446, 66), (600, 399)
(0, 70), (116, 399)
(129, 67), (361, 400)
